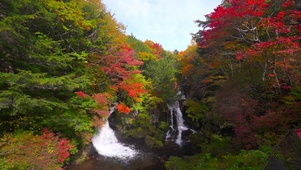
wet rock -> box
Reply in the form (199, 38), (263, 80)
(182, 129), (195, 140)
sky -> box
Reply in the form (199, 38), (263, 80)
(102, 0), (222, 52)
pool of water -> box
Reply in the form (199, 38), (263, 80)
(67, 149), (165, 170)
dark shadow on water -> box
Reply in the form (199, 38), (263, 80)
(67, 150), (165, 170)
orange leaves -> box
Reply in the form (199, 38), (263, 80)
(119, 81), (146, 98)
(179, 45), (199, 77)
(116, 103), (130, 114)
(144, 40), (164, 59)
(181, 64), (194, 76)
(118, 74), (148, 102)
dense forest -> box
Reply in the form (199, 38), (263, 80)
(0, 0), (300, 169)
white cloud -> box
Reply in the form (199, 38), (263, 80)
(102, 0), (221, 51)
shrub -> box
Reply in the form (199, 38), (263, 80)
(0, 129), (73, 170)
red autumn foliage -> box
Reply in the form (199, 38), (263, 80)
(251, 110), (280, 131)
(198, 0), (301, 90)
(102, 45), (143, 81)
(235, 52), (244, 61)
(116, 103), (131, 114)
(144, 40), (164, 59)
(98, 45), (147, 101)
(93, 93), (109, 105)
(41, 128), (73, 163)
(214, 79), (275, 149)
(119, 81), (146, 99)
(94, 109), (110, 116)
(75, 91), (89, 98)
(1, 129), (73, 169)
(281, 0), (294, 8)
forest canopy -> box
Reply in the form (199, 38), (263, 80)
(0, 0), (300, 169)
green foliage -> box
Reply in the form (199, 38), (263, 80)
(165, 147), (270, 170)
(283, 86), (301, 105)
(184, 98), (208, 123)
(131, 93), (163, 115)
(127, 127), (149, 139)
(0, 1), (131, 167)
(194, 153), (220, 170)
(154, 128), (165, 141)
(132, 113), (151, 128)
(0, 0), (95, 138)
(145, 135), (164, 148)
(165, 156), (192, 170)
(222, 149), (269, 169)
(127, 35), (152, 54)
(203, 134), (233, 157)
(144, 54), (179, 102)
(158, 121), (169, 131)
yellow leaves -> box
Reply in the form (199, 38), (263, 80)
(47, 0), (97, 31)
(47, 144), (54, 154)
(102, 13), (127, 46)
(138, 52), (158, 61)
(178, 45), (198, 61)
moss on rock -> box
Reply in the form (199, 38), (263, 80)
(145, 135), (164, 148)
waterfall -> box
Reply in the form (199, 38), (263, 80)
(92, 106), (137, 159)
(165, 101), (188, 146)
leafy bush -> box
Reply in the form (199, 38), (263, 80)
(222, 149), (269, 169)
(0, 129), (73, 170)
(165, 147), (270, 170)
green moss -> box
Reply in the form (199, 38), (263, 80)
(158, 121), (169, 131)
(145, 135), (164, 148)
(127, 128), (149, 139)
(154, 129), (165, 141)
(148, 125), (156, 135)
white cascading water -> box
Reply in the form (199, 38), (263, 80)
(166, 101), (188, 145)
(92, 106), (137, 159)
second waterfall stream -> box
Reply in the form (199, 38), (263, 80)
(165, 101), (189, 146)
